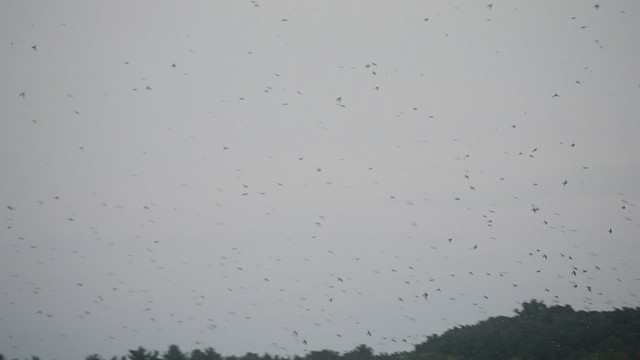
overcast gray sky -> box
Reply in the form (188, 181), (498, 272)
(1, 1), (640, 359)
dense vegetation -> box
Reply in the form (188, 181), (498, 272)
(414, 299), (640, 359)
(3, 300), (639, 360)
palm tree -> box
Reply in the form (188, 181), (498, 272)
(128, 346), (160, 360)
(163, 345), (187, 360)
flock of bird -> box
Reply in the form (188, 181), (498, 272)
(1, 2), (639, 360)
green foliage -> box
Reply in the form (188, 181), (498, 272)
(239, 353), (261, 360)
(305, 350), (341, 360)
(163, 345), (187, 360)
(128, 347), (160, 360)
(343, 345), (374, 360)
(189, 348), (222, 360)
(2, 301), (639, 360)
(414, 300), (640, 360)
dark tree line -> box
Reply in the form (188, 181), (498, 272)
(413, 299), (640, 359)
(3, 300), (640, 360)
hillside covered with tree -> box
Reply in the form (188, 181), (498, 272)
(2, 300), (639, 360)
(413, 299), (640, 359)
